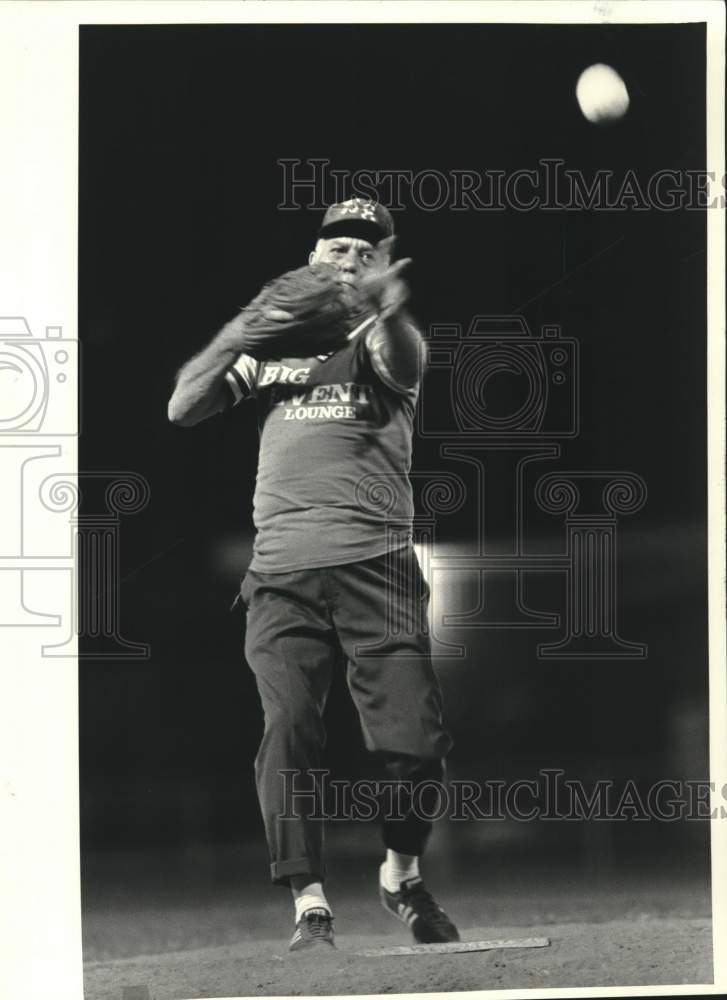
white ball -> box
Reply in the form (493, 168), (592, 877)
(576, 63), (630, 124)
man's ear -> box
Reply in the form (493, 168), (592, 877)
(308, 250), (316, 264)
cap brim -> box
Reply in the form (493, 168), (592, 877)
(318, 219), (389, 245)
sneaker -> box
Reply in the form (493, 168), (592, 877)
(380, 873), (460, 944)
(289, 907), (335, 952)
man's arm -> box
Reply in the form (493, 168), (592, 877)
(360, 243), (425, 391)
(167, 314), (247, 427)
(170, 262), (365, 425)
(366, 309), (426, 391)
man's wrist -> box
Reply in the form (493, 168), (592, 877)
(218, 313), (247, 349)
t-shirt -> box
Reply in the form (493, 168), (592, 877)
(225, 315), (419, 573)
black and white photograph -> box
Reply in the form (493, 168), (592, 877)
(1, 3), (725, 1000)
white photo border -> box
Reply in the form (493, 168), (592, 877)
(0, 3), (723, 1000)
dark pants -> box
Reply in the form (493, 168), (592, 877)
(239, 545), (452, 885)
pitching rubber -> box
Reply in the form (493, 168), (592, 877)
(355, 936), (551, 957)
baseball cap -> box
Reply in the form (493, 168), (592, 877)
(319, 198), (394, 245)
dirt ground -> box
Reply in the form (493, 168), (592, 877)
(83, 916), (711, 999)
(82, 838), (713, 1000)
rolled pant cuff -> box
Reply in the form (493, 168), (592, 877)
(270, 857), (325, 886)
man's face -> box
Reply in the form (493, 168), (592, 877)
(309, 236), (389, 287)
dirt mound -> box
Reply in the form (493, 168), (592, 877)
(84, 916), (712, 999)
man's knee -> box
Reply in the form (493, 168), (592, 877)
(258, 702), (326, 755)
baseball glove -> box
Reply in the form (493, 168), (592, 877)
(233, 262), (371, 361)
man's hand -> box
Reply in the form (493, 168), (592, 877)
(231, 261), (370, 360)
(361, 237), (423, 391)
(358, 236), (412, 317)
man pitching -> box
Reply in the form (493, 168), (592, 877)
(168, 198), (459, 951)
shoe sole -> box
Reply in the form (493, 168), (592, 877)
(289, 940), (336, 952)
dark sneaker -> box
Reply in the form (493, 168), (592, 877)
(289, 907), (335, 952)
(379, 871), (460, 944)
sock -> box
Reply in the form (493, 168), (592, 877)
(380, 850), (420, 892)
(291, 882), (331, 924)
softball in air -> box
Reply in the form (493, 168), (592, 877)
(575, 63), (630, 124)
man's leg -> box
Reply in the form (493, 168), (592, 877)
(327, 545), (459, 942)
(369, 752), (445, 875)
(242, 567), (338, 947)
(369, 751), (448, 924)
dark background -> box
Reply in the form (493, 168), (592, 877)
(78, 23), (710, 957)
